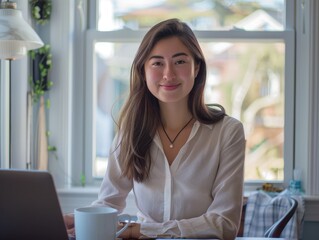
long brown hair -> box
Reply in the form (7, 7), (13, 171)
(117, 19), (225, 182)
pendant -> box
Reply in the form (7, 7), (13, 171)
(169, 144), (173, 148)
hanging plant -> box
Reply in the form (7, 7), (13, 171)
(30, 0), (52, 25)
(28, 0), (58, 169)
(29, 44), (53, 103)
(29, 44), (57, 156)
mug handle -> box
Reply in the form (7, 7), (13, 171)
(116, 214), (132, 237)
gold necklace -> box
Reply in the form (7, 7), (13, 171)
(161, 117), (193, 148)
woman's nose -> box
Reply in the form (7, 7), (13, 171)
(163, 64), (176, 81)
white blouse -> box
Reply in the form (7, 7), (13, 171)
(92, 116), (246, 240)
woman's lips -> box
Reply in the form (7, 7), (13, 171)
(160, 83), (180, 91)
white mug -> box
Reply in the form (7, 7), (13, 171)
(74, 206), (131, 240)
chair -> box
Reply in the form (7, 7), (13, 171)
(240, 191), (299, 238)
(263, 197), (298, 238)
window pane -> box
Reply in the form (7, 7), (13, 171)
(93, 41), (285, 181)
(93, 42), (137, 177)
(202, 42), (284, 181)
(98, 0), (285, 31)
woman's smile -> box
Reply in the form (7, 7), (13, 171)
(160, 83), (181, 91)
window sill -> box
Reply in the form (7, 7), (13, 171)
(303, 195), (319, 221)
(57, 187), (99, 195)
(57, 187), (99, 214)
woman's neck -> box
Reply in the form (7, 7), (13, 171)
(159, 102), (193, 130)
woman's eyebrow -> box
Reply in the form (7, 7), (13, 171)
(148, 55), (163, 60)
(148, 52), (189, 60)
(172, 52), (189, 58)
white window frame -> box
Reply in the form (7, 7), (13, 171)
(81, 0), (295, 187)
(294, 0), (319, 195)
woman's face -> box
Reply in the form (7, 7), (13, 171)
(144, 36), (199, 105)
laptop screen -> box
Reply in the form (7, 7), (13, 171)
(0, 169), (69, 240)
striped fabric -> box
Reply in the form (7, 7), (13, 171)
(243, 190), (304, 239)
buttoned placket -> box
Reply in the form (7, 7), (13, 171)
(153, 121), (200, 221)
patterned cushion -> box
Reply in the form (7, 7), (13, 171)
(244, 190), (304, 239)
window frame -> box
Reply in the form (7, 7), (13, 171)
(82, 0), (295, 187)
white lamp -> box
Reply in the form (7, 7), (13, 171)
(0, 0), (43, 60)
(0, 0), (44, 167)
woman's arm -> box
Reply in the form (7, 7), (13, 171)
(91, 135), (133, 211)
(91, 157), (133, 211)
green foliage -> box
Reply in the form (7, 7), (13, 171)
(30, 0), (52, 25)
(45, 131), (58, 160)
(29, 44), (53, 103)
(29, 0), (58, 164)
(45, 98), (51, 109)
(81, 174), (86, 187)
(29, 44), (57, 159)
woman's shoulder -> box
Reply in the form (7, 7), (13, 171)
(205, 115), (243, 128)
(199, 115), (243, 133)
(222, 115), (243, 126)
(219, 116), (245, 140)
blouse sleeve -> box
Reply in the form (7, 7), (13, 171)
(140, 119), (246, 240)
(91, 135), (133, 213)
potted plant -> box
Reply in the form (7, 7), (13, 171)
(30, 0), (52, 25)
(29, 44), (53, 103)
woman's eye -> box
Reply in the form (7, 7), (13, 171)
(176, 60), (186, 65)
(152, 61), (162, 67)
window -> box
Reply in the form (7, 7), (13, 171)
(84, 0), (294, 185)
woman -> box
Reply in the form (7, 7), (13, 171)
(66, 18), (245, 239)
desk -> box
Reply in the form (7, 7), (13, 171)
(157, 238), (285, 240)
(117, 237), (287, 240)
(236, 238), (286, 240)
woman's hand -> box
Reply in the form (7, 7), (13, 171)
(63, 213), (75, 237)
(118, 222), (141, 239)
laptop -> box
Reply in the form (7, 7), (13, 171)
(0, 169), (70, 240)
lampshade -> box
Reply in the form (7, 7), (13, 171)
(0, 1), (44, 60)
